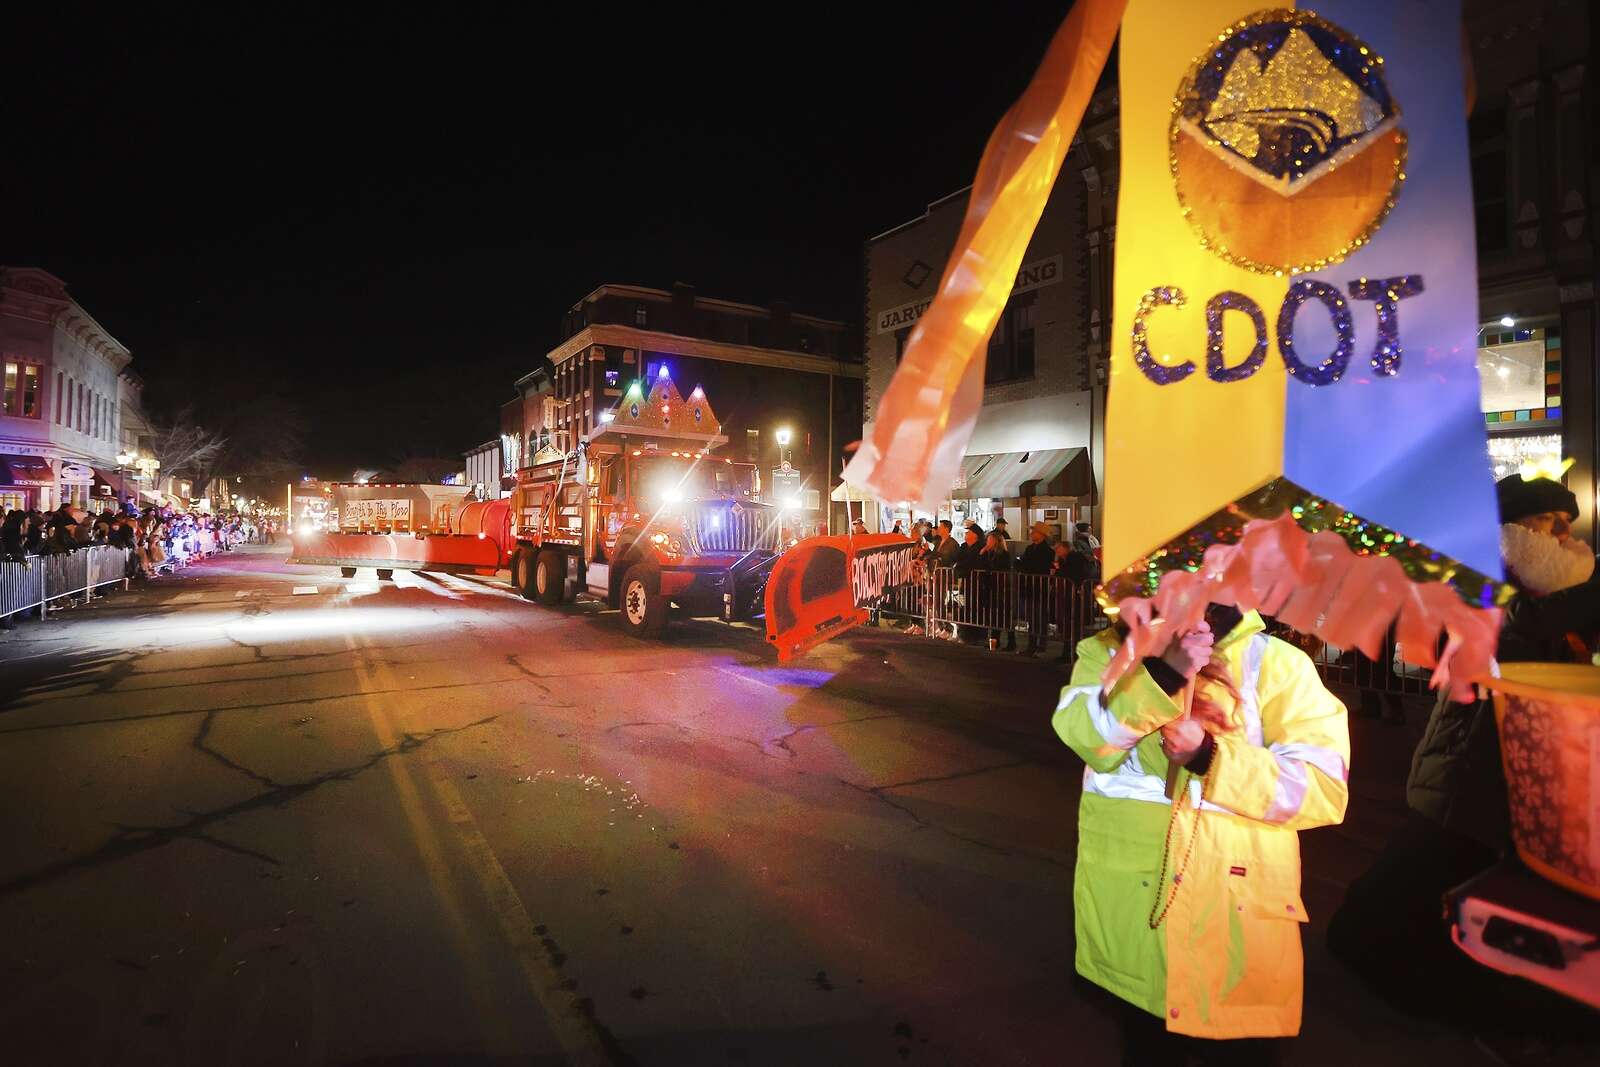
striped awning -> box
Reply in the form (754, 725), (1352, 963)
(955, 447), (1090, 499)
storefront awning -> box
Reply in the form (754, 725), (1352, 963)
(955, 447), (1091, 499)
(0, 453), (54, 486)
(138, 489), (163, 505)
(830, 480), (876, 503)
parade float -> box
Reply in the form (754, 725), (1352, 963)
(766, 0), (1599, 1008)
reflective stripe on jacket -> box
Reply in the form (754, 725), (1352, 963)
(1053, 612), (1349, 1039)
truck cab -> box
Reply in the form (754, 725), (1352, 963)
(508, 372), (784, 636)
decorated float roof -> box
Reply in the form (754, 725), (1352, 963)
(588, 368), (728, 450)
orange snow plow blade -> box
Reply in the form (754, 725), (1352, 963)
(765, 534), (920, 661)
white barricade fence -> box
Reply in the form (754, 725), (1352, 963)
(0, 546), (133, 620)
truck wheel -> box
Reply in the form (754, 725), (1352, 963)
(376, 569), (394, 582)
(340, 567), (357, 578)
(620, 566), (668, 639)
(535, 550), (566, 605)
(512, 548), (538, 601)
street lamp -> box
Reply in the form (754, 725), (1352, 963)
(775, 426), (793, 468)
(115, 451), (135, 511)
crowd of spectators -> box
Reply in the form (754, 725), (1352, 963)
(1, 506), (280, 629)
(883, 514), (1104, 658)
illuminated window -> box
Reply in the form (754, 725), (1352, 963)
(3, 361), (42, 419)
(1480, 325), (1561, 429)
(605, 369), (620, 387)
(1487, 433), (1562, 481)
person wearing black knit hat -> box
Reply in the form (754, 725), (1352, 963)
(1494, 472), (1592, 594)
(1329, 473), (1600, 1028)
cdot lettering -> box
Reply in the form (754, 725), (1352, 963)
(1132, 276), (1426, 387)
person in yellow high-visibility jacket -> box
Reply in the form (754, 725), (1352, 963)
(1054, 604), (1349, 1063)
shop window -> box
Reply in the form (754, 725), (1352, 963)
(1480, 327), (1561, 428)
(3, 361), (42, 418)
(893, 327), (911, 365)
(1487, 432), (1562, 481)
(1471, 151), (1508, 255)
(986, 292), (1037, 384)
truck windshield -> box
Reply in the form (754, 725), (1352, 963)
(635, 456), (754, 502)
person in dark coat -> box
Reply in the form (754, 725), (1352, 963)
(23, 511), (45, 555)
(1018, 522), (1055, 655)
(1328, 473), (1600, 1025)
(934, 520), (962, 568)
(1, 510), (24, 561)
(978, 530), (1016, 651)
(951, 527), (985, 644)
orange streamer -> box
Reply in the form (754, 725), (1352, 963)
(1103, 513), (1501, 704)
(841, 0), (1126, 510)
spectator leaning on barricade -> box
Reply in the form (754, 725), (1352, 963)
(1018, 522), (1055, 656)
(977, 530), (1016, 651)
(934, 520), (961, 567)
(2, 510), (26, 561)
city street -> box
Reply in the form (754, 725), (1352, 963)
(0, 546), (1587, 1065)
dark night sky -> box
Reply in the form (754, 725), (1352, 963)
(2, 4), (1079, 473)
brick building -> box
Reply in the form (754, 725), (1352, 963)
(504, 283), (863, 529)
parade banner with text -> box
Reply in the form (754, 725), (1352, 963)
(1099, 0), (1505, 697)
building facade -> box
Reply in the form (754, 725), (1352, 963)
(1465, 0), (1596, 541)
(463, 438), (502, 499)
(507, 283), (863, 530)
(0, 268), (133, 512)
(863, 89), (1115, 540)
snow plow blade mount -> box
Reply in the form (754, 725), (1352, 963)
(764, 533), (919, 661)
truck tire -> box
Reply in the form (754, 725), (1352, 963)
(535, 549), (566, 605)
(340, 567), (357, 578)
(376, 569), (394, 582)
(620, 565), (668, 639)
(512, 548), (538, 601)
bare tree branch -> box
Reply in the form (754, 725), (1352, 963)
(147, 408), (228, 482)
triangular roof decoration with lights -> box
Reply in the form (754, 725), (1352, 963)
(589, 367), (727, 448)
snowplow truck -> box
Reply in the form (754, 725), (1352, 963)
(508, 371), (786, 637)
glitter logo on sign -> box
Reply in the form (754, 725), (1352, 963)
(1170, 9), (1406, 275)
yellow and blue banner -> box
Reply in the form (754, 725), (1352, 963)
(1104, 0), (1504, 609)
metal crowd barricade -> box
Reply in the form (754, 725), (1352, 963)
(0, 546), (133, 620)
(872, 560), (1425, 701)
(1263, 619), (1432, 701)
(876, 566), (1106, 655)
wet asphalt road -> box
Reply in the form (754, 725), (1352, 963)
(0, 546), (1574, 1066)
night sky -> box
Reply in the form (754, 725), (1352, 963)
(3, 4), (1079, 473)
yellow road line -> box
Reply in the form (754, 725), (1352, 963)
(345, 622), (621, 1065)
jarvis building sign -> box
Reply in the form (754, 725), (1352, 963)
(877, 254), (1063, 334)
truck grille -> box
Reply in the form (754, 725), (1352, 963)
(685, 503), (780, 555)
